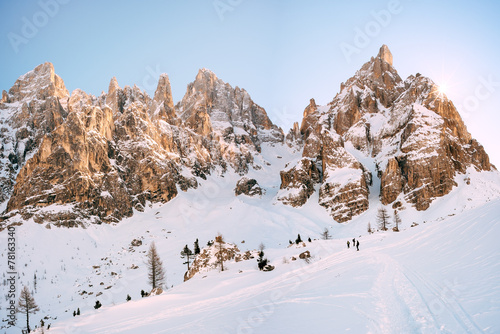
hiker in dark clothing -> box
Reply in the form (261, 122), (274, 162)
(347, 240), (350, 249)
(356, 240), (359, 251)
(352, 238), (355, 248)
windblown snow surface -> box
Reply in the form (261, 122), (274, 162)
(1, 143), (500, 334)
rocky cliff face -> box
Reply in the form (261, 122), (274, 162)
(0, 46), (495, 225)
(0, 63), (69, 206)
(279, 45), (494, 221)
(176, 69), (284, 174)
(1, 66), (283, 224)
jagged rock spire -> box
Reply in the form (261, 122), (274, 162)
(378, 44), (393, 66)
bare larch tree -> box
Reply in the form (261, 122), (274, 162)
(146, 241), (166, 290)
(18, 285), (39, 333)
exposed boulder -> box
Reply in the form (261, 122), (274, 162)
(299, 250), (311, 259)
(235, 177), (262, 196)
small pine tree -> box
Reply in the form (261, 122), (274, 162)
(94, 300), (102, 309)
(321, 228), (331, 240)
(141, 289), (145, 298)
(18, 285), (39, 333)
(308, 237), (312, 242)
(126, 294), (131, 302)
(367, 222), (373, 234)
(295, 234), (302, 244)
(77, 308), (80, 315)
(377, 207), (391, 231)
(257, 243), (268, 271)
(393, 210), (402, 232)
(194, 238), (201, 255)
(180, 245), (194, 270)
(73, 311), (76, 317)
(289, 240), (292, 245)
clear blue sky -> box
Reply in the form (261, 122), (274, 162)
(1, 0), (499, 166)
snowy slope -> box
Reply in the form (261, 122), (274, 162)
(1, 143), (500, 333)
(45, 194), (500, 333)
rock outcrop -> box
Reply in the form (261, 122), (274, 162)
(235, 178), (262, 197)
(279, 45), (494, 221)
(176, 69), (284, 174)
(1, 65), (283, 224)
(184, 241), (242, 281)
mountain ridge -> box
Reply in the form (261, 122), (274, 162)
(278, 45), (494, 222)
(0, 45), (497, 226)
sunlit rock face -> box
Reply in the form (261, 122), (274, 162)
(279, 45), (493, 221)
(0, 45), (494, 225)
(2, 65), (283, 224)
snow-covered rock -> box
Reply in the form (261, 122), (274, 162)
(279, 45), (495, 221)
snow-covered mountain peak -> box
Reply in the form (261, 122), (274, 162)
(9, 62), (68, 102)
(279, 46), (497, 221)
(177, 68), (283, 145)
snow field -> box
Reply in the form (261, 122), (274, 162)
(1, 143), (499, 333)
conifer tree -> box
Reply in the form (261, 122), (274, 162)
(377, 207), (391, 231)
(321, 228), (332, 240)
(146, 241), (166, 289)
(393, 210), (402, 231)
(257, 242), (268, 270)
(295, 234), (302, 244)
(194, 238), (201, 255)
(181, 244), (194, 270)
(17, 285), (39, 333)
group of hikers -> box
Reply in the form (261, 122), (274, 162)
(347, 238), (360, 251)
